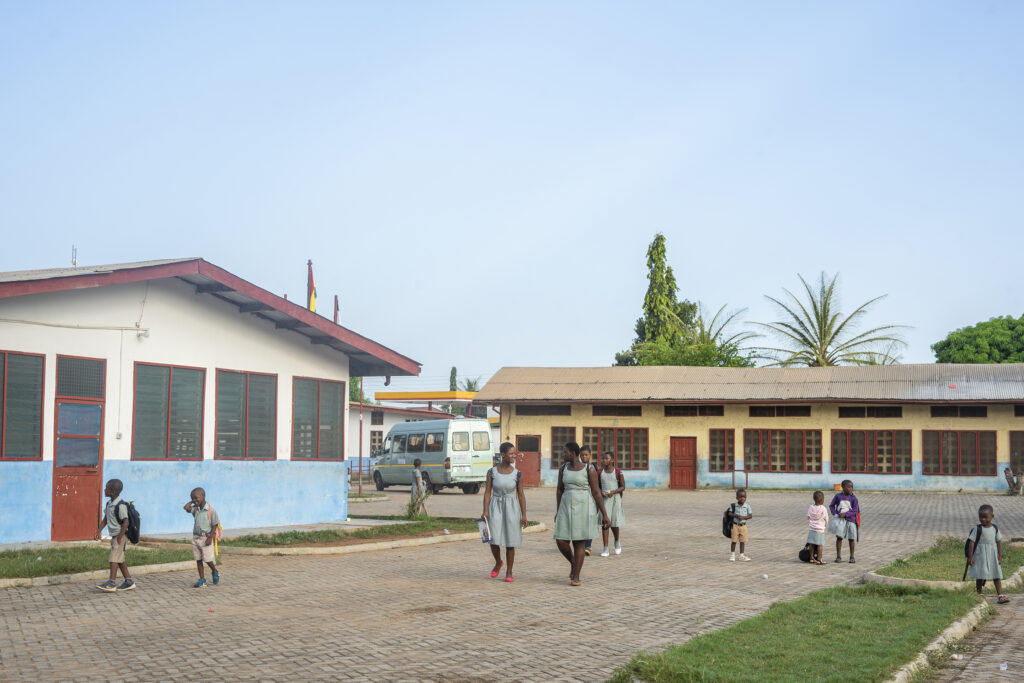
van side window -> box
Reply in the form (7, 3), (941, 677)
(407, 434), (425, 453)
(473, 432), (490, 451)
(382, 436), (392, 454)
(452, 432), (470, 451)
(425, 432), (445, 452)
(393, 434), (407, 454)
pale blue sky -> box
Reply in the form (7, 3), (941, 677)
(2, 2), (1022, 396)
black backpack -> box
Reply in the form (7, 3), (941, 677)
(964, 523), (997, 559)
(722, 503), (736, 538)
(798, 545), (812, 563)
(116, 500), (142, 545)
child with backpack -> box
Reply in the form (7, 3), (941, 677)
(828, 479), (859, 563)
(728, 489), (752, 562)
(580, 446), (601, 555)
(184, 487), (221, 588)
(599, 451), (626, 557)
(966, 504), (1008, 604)
(806, 491), (829, 565)
(94, 478), (136, 592)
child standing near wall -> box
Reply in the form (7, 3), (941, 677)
(967, 504), (1009, 604)
(729, 489), (752, 562)
(806, 491), (829, 565)
(94, 479), (135, 592)
(829, 480), (859, 563)
(184, 487), (220, 588)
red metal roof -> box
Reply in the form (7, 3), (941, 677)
(0, 258), (420, 377)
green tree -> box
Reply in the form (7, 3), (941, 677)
(753, 272), (907, 366)
(615, 233), (697, 365)
(632, 304), (756, 367)
(449, 366), (458, 391)
(932, 315), (1024, 363)
(349, 377), (362, 404)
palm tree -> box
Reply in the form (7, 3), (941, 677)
(685, 303), (759, 351)
(753, 272), (908, 367)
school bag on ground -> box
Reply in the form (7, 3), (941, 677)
(722, 503), (736, 538)
(798, 545), (811, 563)
(963, 523), (998, 581)
(116, 501), (142, 544)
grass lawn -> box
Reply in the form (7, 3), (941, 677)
(219, 516), (485, 547)
(0, 545), (193, 579)
(877, 536), (1024, 583)
(611, 584), (980, 683)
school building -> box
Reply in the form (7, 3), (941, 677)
(0, 259), (419, 544)
(474, 365), (1024, 491)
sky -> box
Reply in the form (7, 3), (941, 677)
(2, 2), (1022, 398)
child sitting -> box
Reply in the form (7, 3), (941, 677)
(806, 491), (829, 565)
(184, 487), (221, 588)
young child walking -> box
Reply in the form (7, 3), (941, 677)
(599, 451), (625, 557)
(411, 458), (428, 516)
(967, 504), (1009, 604)
(829, 479), (859, 563)
(806, 491), (829, 565)
(184, 487), (220, 588)
(94, 478), (135, 592)
(728, 489), (752, 561)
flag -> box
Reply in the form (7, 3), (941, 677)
(307, 260), (317, 312)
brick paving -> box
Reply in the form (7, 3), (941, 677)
(932, 598), (1024, 681)
(2, 489), (1023, 682)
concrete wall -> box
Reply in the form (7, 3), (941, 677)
(499, 402), (1022, 491)
(0, 279), (353, 543)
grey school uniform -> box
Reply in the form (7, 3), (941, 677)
(411, 470), (426, 503)
(487, 467), (523, 548)
(553, 466), (600, 541)
(969, 525), (1003, 580)
(600, 470), (625, 528)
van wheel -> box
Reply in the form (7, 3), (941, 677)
(421, 472), (440, 494)
(373, 472), (385, 491)
(463, 483), (481, 495)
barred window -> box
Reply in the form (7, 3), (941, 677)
(0, 352), (45, 460)
(749, 406), (811, 417)
(551, 427), (576, 467)
(666, 405), (724, 417)
(515, 404), (571, 416)
(216, 370), (277, 459)
(133, 363), (204, 460)
(922, 430), (996, 475)
(930, 405), (988, 418)
(743, 429), (821, 473)
(592, 405), (642, 417)
(709, 429), (735, 472)
(581, 427), (648, 469)
(291, 378), (345, 460)
(831, 430), (911, 474)
(1011, 432), (1024, 474)
(838, 406), (902, 418)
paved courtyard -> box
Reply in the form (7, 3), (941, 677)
(2, 488), (1023, 682)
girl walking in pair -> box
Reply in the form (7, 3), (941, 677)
(554, 442), (610, 586)
(481, 442), (528, 582)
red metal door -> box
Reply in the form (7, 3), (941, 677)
(52, 399), (104, 540)
(669, 436), (697, 490)
(515, 435), (541, 487)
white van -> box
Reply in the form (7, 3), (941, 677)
(373, 418), (492, 494)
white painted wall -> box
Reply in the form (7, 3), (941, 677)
(0, 278), (350, 461)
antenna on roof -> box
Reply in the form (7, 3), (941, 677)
(71, 245), (77, 267)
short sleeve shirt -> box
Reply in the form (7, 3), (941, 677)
(732, 502), (752, 525)
(105, 496), (128, 535)
(968, 525), (1002, 545)
(192, 503), (220, 536)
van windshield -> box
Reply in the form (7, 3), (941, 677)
(407, 434), (425, 453)
(425, 433), (444, 452)
(392, 434), (407, 454)
(452, 433), (470, 451)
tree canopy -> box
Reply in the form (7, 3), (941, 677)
(932, 315), (1024, 363)
(753, 272), (907, 366)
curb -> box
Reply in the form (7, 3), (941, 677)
(0, 560), (195, 590)
(885, 601), (992, 683)
(865, 564), (1024, 591)
(216, 522), (548, 556)
(347, 496), (389, 504)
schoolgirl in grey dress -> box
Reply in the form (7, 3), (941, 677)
(554, 442), (610, 586)
(598, 452), (625, 557)
(968, 504), (1009, 604)
(482, 442), (528, 582)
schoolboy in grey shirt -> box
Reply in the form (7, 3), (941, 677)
(729, 488), (752, 562)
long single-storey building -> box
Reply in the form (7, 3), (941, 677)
(0, 259), (419, 544)
(474, 365), (1024, 491)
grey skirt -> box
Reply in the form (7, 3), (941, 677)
(806, 530), (825, 546)
(829, 517), (859, 541)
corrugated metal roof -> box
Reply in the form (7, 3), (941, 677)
(474, 365), (1024, 403)
(0, 259), (198, 283)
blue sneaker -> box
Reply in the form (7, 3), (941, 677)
(97, 579), (117, 592)
(211, 570), (220, 585)
(193, 578), (207, 588)
(116, 578), (135, 591)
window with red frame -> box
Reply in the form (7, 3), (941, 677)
(0, 351), (44, 460)
(831, 430), (911, 474)
(922, 430), (996, 475)
(132, 363), (204, 460)
(581, 427), (648, 469)
(743, 429), (821, 472)
(1011, 432), (1024, 475)
(551, 426), (576, 467)
(292, 378), (345, 460)
(709, 429), (735, 472)
(216, 370), (277, 459)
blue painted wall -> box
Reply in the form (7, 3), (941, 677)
(0, 460), (349, 544)
(0, 462), (52, 544)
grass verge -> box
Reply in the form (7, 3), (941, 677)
(0, 546), (193, 579)
(877, 536), (1024, 583)
(219, 517), (483, 547)
(611, 583), (979, 683)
